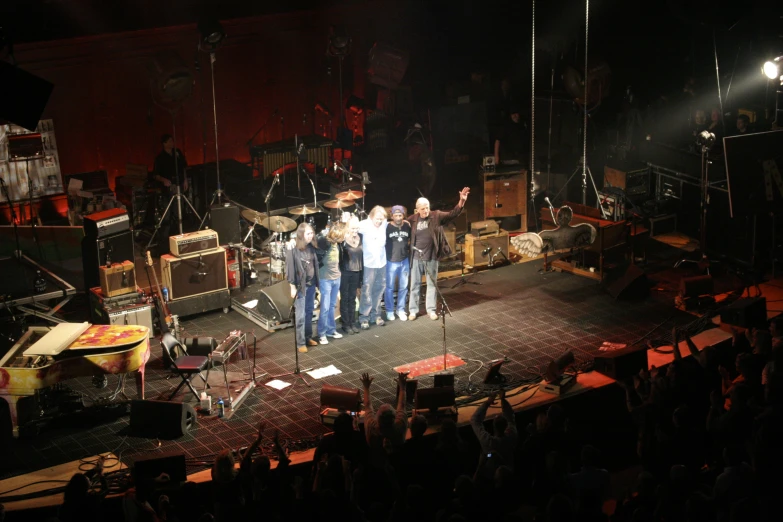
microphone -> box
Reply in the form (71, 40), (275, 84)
(544, 196), (556, 223)
(197, 254), (205, 269)
(544, 196), (554, 209)
(412, 245), (424, 254)
(482, 247), (492, 256)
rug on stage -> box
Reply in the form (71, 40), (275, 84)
(394, 354), (466, 379)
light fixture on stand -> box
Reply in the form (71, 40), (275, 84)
(326, 26), (352, 148)
(197, 16), (229, 231)
(762, 56), (783, 128)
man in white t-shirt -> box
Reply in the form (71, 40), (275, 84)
(358, 206), (388, 329)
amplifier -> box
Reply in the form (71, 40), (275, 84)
(470, 219), (500, 237)
(169, 229), (219, 257)
(99, 261), (137, 297)
(604, 166), (650, 197)
(82, 230), (135, 291)
(464, 231), (509, 267)
(161, 247), (227, 300)
(83, 208), (130, 238)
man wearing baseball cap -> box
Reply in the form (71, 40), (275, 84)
(385, 205), (411, 321)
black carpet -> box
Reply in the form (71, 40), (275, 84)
(1, 260), (695, 479)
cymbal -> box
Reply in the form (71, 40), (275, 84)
(241, 209), (268, 223)
(289, 205), (321, 216)
(258, 215), (297, 232)
(323, 199), (354, 209)
(335, 190), (364, 200)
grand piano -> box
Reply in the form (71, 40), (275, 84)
(0, 323), (150, 437)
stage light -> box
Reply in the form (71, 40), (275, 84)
(540, 350), (576, 395)
(763, 57), (781, 80)
(198, 17), (225, 49)
(327, 26), (352, 57)
(696, 130), (716, 151)
(346, 95), (365, 115)
(320, 385), (362, 426)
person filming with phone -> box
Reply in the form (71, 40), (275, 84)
(470, 388), (517, 484)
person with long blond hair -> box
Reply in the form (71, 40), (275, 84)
(286, 222), (319, 353)
(339, 215), (363, 335)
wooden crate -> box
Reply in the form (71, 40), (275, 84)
(483, 170), (528, 226)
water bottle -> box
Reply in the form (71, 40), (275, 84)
(162, 286), (169, 303)
(217, 397), (225, 418)
(34, 270), (47, 294)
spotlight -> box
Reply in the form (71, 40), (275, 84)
(326, 26), (352, 57)
(345, 95), (365, 115)
(540, 350), (576, 395)
(319, 385), (362, 426)
(763, 57), (782, 80)
(198, 17), (225, 49)
(696, 130), (716, 151)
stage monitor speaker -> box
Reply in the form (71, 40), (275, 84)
(593, 346), (648, 380)
(679, 275), (714, 298)
(257, 280), (294, 322)
(161, 247), (227, 300)
(131, 452), (187, 486)
(129, 400), (197, 439)
(210, 204), (241, 245)
(720, 297), (767, 329)
(606, 264), (649, 300)
(415, 386), (456, 412)
(81, 230), (135, 291)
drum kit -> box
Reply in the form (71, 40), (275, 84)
(237, 188), (365, 281)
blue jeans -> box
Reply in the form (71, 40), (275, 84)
(317, 277), (341, 336)
(295, 284), (316, 347)
(385, 259), (410, 317)
(409, 258), (439, 315)
(359, 266), (386, 324)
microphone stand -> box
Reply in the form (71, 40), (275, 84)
(270, 303), (312, 387)
(415, 246), (453, 372)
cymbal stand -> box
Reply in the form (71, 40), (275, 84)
(263, 174), (280, 285)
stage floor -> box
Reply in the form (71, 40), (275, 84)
(1, 260), (696, 479)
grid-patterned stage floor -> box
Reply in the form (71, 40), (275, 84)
(2, 260), (694, 479)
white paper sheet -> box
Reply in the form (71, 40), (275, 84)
(265, 379), (291, 390)
(242, 299), (258, 309)
(306, 365), (342, 379)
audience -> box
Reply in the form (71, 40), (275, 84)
(48, 314), (783, 522)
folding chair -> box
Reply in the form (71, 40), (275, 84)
(161, 333), (210, 401)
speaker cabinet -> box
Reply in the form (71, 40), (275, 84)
(320, 385), (362, 410)
(257, 280), (294, 322)
(82, 230), (135, 291)
(606, 264), (649, 300)
(210, 204), (241, 245)
(129, 400), (197, 439)
(593, 347), (648, 380)
(161, 247), (227, 300)
(720, 297), (767, 329)
(483, 170), (528, 221)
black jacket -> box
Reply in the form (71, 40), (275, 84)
(286, 245), (319, 296)
(407, 203), (463, 262)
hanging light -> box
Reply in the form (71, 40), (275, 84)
(763, 57), (782, 80)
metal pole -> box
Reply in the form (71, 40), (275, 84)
(210, 51), (221, 199)
(582, 0), (590, 206)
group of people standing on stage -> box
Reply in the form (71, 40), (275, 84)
(287, 187), (470, 353)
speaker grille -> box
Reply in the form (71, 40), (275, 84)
(162, 248), (228, 300)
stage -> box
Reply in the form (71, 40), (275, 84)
(0, 258), (704, 482)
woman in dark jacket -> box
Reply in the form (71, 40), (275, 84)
(286, 223), (319, 353)
(339, 215), (363, 335)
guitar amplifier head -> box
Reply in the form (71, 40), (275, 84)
(99, 261), (137, 297)
(169, 229), (219, 257)
(161, 247), (227, 300)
